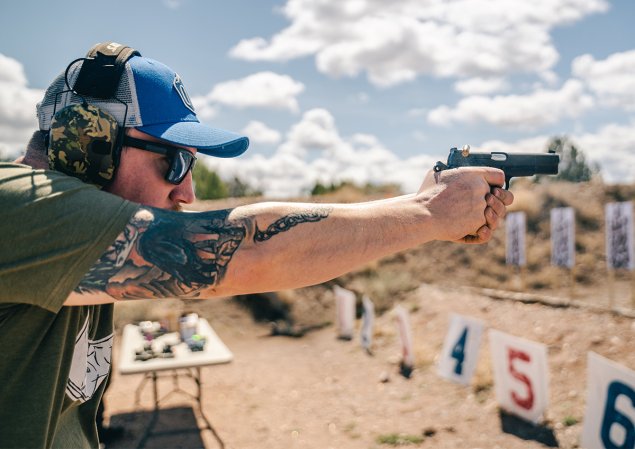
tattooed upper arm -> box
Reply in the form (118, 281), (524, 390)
(76, 206), (248, 300)
(73, 204), (332, 302)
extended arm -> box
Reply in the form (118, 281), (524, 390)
(64, 167), (512, 305)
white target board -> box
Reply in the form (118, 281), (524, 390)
(582, 352), (635, 449)
(334, 285), (356, 340)
(489, 329), (549, 424)
(394, 305), (414, 368)
(506, 212), (527, 267)
(605, 202), (634, 270)
(551, 207), (576, 268)
(437, 314), (485, 385)
(360, 295), (375, 353)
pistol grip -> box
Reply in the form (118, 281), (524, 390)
(504, 176), (511, 190)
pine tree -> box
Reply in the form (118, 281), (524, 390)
(547, 136), (600, 183)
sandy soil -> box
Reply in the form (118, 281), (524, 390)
(103, 283), (635, 449)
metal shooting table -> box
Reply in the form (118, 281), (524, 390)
(118, 318), (233, 448)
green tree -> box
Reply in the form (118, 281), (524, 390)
(311, 180), (401, 196)
(311, 181), (338, 196)
(192, 163), (228, 200)
(547, 136), (599, 183)
(226, 176), (262, 198)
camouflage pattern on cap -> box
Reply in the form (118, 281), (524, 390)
(48, 103), (120, 187)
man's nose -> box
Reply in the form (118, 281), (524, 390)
(170, 172), (196, 206)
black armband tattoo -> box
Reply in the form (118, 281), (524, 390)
(254, 207), (332, 243)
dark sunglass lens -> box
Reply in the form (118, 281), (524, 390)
(168, 151), (195, 184)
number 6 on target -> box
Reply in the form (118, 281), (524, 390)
(582, 352), (635, 449)
(489, 329), (550, 424)
(437, 314), (485, 385)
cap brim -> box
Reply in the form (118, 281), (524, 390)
(137, 121), (249, 158)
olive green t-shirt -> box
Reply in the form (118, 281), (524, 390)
(0, 163), (138, 449)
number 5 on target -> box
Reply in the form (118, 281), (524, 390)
(489, 329), (550, 424)
(437, 314), (485, 385)
(582, 352), (635, 449)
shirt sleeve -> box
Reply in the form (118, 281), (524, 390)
(0, 163), (139, 312)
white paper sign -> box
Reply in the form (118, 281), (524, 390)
(581, 352), (635, 449)
(506, 212), (527, 267)
(606, 202), (635, 270)
(394, 305), (414, 368)
(437, 314), (485, 385)
(334, 285), (356, 340)
(551, 207), (576, 268)
(360, 295), (375, 353)
(489, 329), (549, 424)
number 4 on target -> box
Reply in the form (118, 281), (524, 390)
(437, 314), (485, 385)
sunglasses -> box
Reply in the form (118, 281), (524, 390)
(123, 135), (197, 185)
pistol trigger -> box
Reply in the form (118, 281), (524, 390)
(504, 176), (511, 190)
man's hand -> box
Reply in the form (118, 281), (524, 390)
(417, 167), (514, 244)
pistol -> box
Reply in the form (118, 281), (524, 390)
(433, 145), (560, 189)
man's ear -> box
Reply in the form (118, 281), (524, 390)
(22, 131), (49, 169)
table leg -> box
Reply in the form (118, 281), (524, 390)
(194, 367), (226, 449)
(134, 368), (226, 449)
(137, 372), (160, 449)
(134, 374), (150, 408)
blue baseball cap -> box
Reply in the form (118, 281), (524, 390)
(129, 57), (249, 157)
(38, 55), (249, 158)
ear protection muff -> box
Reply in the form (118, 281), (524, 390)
(47, 42), (140, 187)
(48, 102), (120, 184)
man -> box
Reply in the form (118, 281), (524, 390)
(0, 43), (513, 449)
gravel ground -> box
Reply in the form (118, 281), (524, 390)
(103, 283), (635, 449)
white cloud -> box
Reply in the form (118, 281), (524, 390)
(230, 0), (608, 87)
(241, 121), (282, 145)
(0, 53), (27, 85)
(278, 108), (342, 158)
(205, 108), (436, 198)
(205, 111), (634, 198)
(454, 77), (510, 95)
(206, 71), (305, 112)
(191, 95), (217, 122)
(479, 135), (552, 154)
(427, 80), (594, 130)
(0, 54), (43, 159)
(575, 120), (635, 184)
(573, 50), (635, 111)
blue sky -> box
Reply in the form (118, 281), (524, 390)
(1, 0), (633, 197)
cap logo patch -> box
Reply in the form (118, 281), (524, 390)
(173, 74), (196, 114)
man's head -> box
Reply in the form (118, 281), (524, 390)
(36, 42), (249, 209)
(106, 128), (198, 210)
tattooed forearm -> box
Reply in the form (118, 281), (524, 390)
(254, 207), (332, 243)
(76, 207), (248, 299)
